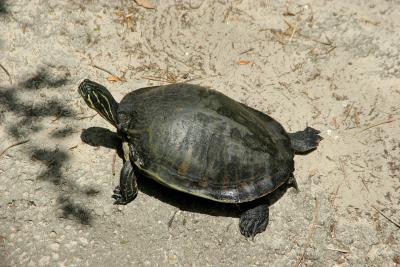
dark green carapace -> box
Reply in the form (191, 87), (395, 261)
(79, 79), (322, 238)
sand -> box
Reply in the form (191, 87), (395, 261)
(0, 0), (399, 266)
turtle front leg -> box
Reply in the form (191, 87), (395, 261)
(239, 201), (269, 239)
(112, 141), (138, 205)
(112, 160), (138, 205)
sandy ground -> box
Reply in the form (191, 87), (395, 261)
(0, 0), (399, 266)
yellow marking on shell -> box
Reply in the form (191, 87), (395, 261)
(177, 147), (193, 177)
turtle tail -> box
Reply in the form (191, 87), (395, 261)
(78, 79), (119, 127)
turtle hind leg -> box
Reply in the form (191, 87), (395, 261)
(239, 201), (269, 239)
(288, 126), (323, 154)
(287, 175), (299, 192)
(112, 160), (138, 205)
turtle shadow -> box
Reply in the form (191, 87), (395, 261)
(81, 127), (291, 218)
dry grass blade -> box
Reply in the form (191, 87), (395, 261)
(326, 244), (350, 253)
(0, 140), (30, 158)
(51, 111), (64, 123)
(92, 65), (127, 82)
(92, 64), (116, 76)
(357, 119), (397, 134)
(372, 205), (400, 229)
(76, 114), (97, 120)
(142, 76), (174, 83)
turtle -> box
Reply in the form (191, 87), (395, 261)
(78, 79), (322, 238)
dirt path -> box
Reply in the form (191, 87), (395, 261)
(1, 0), (399, 266)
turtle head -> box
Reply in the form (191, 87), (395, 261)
(78, 79), (119, 127)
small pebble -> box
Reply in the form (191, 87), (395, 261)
(79, 237), (88, 246)
(50, 243), (60, 251)
(38, 256), (50, 266)
(65, 240), (78, 249)
(168, 254), (177, 265)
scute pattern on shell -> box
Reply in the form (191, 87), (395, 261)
(117, 83), (294, 203)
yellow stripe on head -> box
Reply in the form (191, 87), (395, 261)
(79, 79), (119, 127)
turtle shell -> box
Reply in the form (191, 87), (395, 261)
(117, 83), (294, 203)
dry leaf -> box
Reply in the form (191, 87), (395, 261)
(107, 75), (124, 82)
(308, 169), (317, 177)
(236, 60), (251, 65)
(135, 0), (156, 9)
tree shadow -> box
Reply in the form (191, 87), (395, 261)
(1, 69), (96, 225)
(0, 68), (73, 138)
(81, 127), (291, 219)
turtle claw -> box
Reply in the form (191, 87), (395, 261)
(112, 186), (127, 205)
(113, 197), (129, 205)
(112, 194), (134, 205)
(239, 204), (269, 239)
(239, 215), (268, 239)
(113, 185), (121, 194)
(112, 185), (137, 205)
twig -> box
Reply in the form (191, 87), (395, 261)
(92, 64), (118, 77)
(184, 75), (219, 84)
(168, 210), (179, 228)
(0, 64), (12, 85)
(359, 175), (370, 193)
(326, 244), (350, 253)
(141, 76), (173, 83)
(372, 205), (400, 229)
(295, 196), (320, 267)
(50, 111), (64, 123)
(75, 114), (97, 120)
(342, 102), (354, 125)
(239, 48), (254, 55)
(357, 119), (397, 134)
(0, 140), (30, 158)
(298, 33), (333, 46)
(68, 145), (78, 150)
